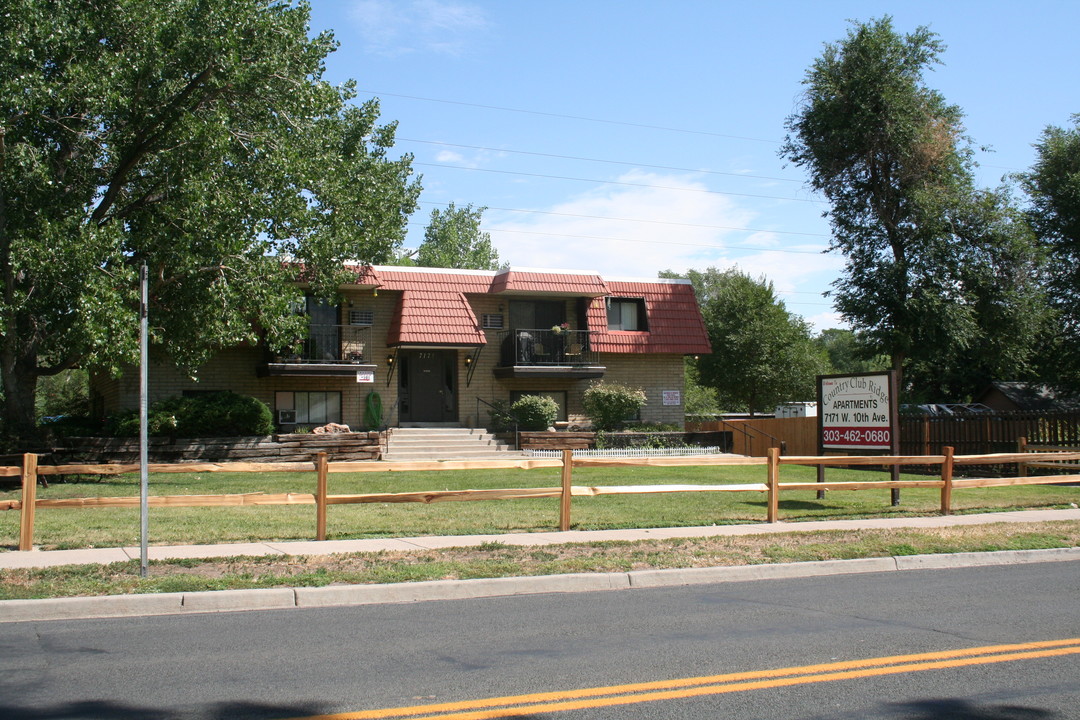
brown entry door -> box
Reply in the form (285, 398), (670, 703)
(400, 350), (456, 423)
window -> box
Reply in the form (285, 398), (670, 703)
(510, 300), (563, 331)
(275, 391), (342, 424)
(607, 298), (647, 331)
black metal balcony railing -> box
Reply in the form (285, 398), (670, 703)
(273, 324), (372, 364)
(499, 328), (597, 367)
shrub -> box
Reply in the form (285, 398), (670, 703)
(486, 399), (516, 433)
(510, 395), (559, 431)
(105, 409), (178, 437)
(38, 414), (103, 438)
(583, 383), (647, 431)
(106, 392), (273, 437)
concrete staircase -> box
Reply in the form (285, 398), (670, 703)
(382, 427), (525, 461)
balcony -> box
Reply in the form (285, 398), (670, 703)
(260, 324), (375, 378)
(493, 328), (605, 379)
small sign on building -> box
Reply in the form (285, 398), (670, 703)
(356, 369), (375, 384)
(662, 390), (682, 406)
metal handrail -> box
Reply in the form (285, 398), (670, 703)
(272, 324), (372, 364)
(717, 417), (787, 456)
(498, 328), (596, 367)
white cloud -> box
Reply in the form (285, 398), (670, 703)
(347, 0), (489, 57)
(486, 171), (839, 284)
(803, 310), (846, 332)
(486, 171), (747, 275)
(435, 150), (465, 163)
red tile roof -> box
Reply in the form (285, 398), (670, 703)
(490, 269), (609, 296)
(377, 269), (491, 347)
(387, 290), (487, 347)
(587, 280), (712, 355)
(351, 266), (710, 354)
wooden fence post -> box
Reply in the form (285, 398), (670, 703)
(940, 446), (954, 516)
(767, 447), (779, 523)
(315, 452), (328, 541)
(19, 453), (39, 551)
(559, 449), (573, 531)
(1017, 436), (1028, 477)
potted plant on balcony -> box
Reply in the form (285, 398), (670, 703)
(550, 323), (570, 361)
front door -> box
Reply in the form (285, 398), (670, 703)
(399, 350), (457, 423)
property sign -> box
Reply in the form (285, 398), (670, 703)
(662, 390), (682, 406)
(817, 372), (896, 451)
(356, 370), (375, 384)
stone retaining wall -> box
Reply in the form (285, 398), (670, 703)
(54, 433), (385, 464)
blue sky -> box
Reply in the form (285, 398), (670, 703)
(306, 0), (1079, 330)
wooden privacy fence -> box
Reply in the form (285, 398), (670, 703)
(4, 449), (1080, 551)
(899, 411), (1080, 457)
(689, 411), (1080, 463)
(686, 417), (818, 456)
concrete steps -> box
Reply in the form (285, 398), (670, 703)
(382, 427), (525, 461)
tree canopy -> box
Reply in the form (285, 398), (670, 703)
(415, 203), (501, 270)
(0, 0), (421, 435)
(668, 268), (828, 415)
(1021, 116), (1080, 388)
(781, 16), (1045, 401)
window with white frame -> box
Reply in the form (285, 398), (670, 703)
(606, 298), (647, 331)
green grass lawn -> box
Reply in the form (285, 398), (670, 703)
(4, 521), (1080, 600)
(2, 463), (1078, 550)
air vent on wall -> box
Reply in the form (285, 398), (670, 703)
(349, 309), (374, 325)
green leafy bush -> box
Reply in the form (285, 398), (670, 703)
(510, 395), (559, 431)
(486, 400), (516, 433)
(38, 415), (103, 438)
(106, 392), (273, 437)
(582, 383), (647, 431)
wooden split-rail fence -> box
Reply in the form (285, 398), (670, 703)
(4, 448), (1080, 552)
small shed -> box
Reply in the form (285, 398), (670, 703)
(975, 381), (1080, 413)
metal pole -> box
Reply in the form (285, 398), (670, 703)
(139, 264), (149, 577)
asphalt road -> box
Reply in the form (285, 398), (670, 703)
(2, 561), (1079, 720)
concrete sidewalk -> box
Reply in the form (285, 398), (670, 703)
(4, 507), (1080, 570)
(4, 509), (1080, 624)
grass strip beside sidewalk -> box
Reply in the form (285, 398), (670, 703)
(3, 520), (1079, 600)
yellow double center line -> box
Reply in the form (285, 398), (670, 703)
(296, 637), (1080, 720)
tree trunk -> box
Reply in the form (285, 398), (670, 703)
(1, 347), (41, 442)
(891, 352), (905, 401)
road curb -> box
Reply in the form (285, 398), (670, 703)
(892, 546), (1080, 570)
(294, 572), (631, 608)
(3, 546), (1079, 623)
(627, 556), (900, 587)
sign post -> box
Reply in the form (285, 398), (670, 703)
(139, 263), (149, 577)
(817, 371), (900, 504)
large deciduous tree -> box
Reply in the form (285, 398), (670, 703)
(670, 268), (829, 415)
(1022, 116), (1080, 388)
(0, 0), (421, 437)
(416, 203), (501, 270)
(781, 17), (1045, 400)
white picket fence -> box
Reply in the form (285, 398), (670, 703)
(528, 446), (727, 459)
